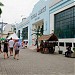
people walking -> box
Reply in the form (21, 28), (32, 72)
(3, 40), (9, 59)
(14, 40), (20, 60)
(8, 38), (14, 56)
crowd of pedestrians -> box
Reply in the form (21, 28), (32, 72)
(0, 38), (20, 60)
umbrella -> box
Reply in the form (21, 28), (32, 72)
(0, 38), (5, 41)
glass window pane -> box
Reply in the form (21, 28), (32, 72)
(54, 6), (74, 38)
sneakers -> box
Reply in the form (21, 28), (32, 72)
(17, 59), (19, 60)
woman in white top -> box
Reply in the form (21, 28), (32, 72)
(9, 38), (14, 56)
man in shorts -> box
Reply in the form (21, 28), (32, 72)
(9, 38), (14, 56)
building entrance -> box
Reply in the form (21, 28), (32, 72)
(32, 20), (44, 46)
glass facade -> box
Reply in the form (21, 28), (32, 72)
(54, 6), (75, 38)
(22, 27), (28, 40)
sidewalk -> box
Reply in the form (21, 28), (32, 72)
(28, 45), (37, 50)
(0, 48), (75, 75)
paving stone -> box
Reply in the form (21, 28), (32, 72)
(0, 48), (75, 75)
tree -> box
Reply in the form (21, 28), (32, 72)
(0, 8), (2, 15)
(0, 2), (4, 6)
(0, 2), (4, 15)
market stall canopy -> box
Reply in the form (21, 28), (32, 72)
(38, 33), (58, 41)
(7, 33), (19, 40)
(0, 38), (5, 41)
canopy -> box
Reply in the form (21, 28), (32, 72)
(38, 33), (58, 41)
(7, 33), (19, 40)
(0, 38), (5, 41)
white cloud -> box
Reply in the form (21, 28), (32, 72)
(0, 0), (39, 24)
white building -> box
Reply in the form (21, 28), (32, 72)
(3, 23), (15, 38)
(16, 0), (75, 52)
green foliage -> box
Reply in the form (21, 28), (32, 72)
(0, 2), (4, 15)
(0, 8), (2, 15)
(22, 27), (28, 40)
(0, 2), (4, 6)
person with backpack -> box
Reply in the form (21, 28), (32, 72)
(14, 40), (20, 60)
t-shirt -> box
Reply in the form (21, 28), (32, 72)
(9, 40), (14, 48)
(14, 42), (20, 51)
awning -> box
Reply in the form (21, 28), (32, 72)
(7, 33), (19, 40)
(38, 33), (58, 41)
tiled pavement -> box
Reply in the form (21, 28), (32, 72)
(0, 48), (75, 75)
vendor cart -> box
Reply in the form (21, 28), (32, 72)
(38, 33), (58, 54)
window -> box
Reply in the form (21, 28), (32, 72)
(22, 27), (28, 40)
(66, 43), (72, 47)
(59, 42), (64, 46)
(74, 43), (75, 47)
(54, 6), (75, 38)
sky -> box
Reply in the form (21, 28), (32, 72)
(0, 0), (39, 24)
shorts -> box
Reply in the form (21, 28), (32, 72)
(3, 47), (8, 53)
(15, 50), (19, 55)
(10, 47), (13, 52)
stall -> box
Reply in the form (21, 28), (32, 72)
(38, 33), (58, 54)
